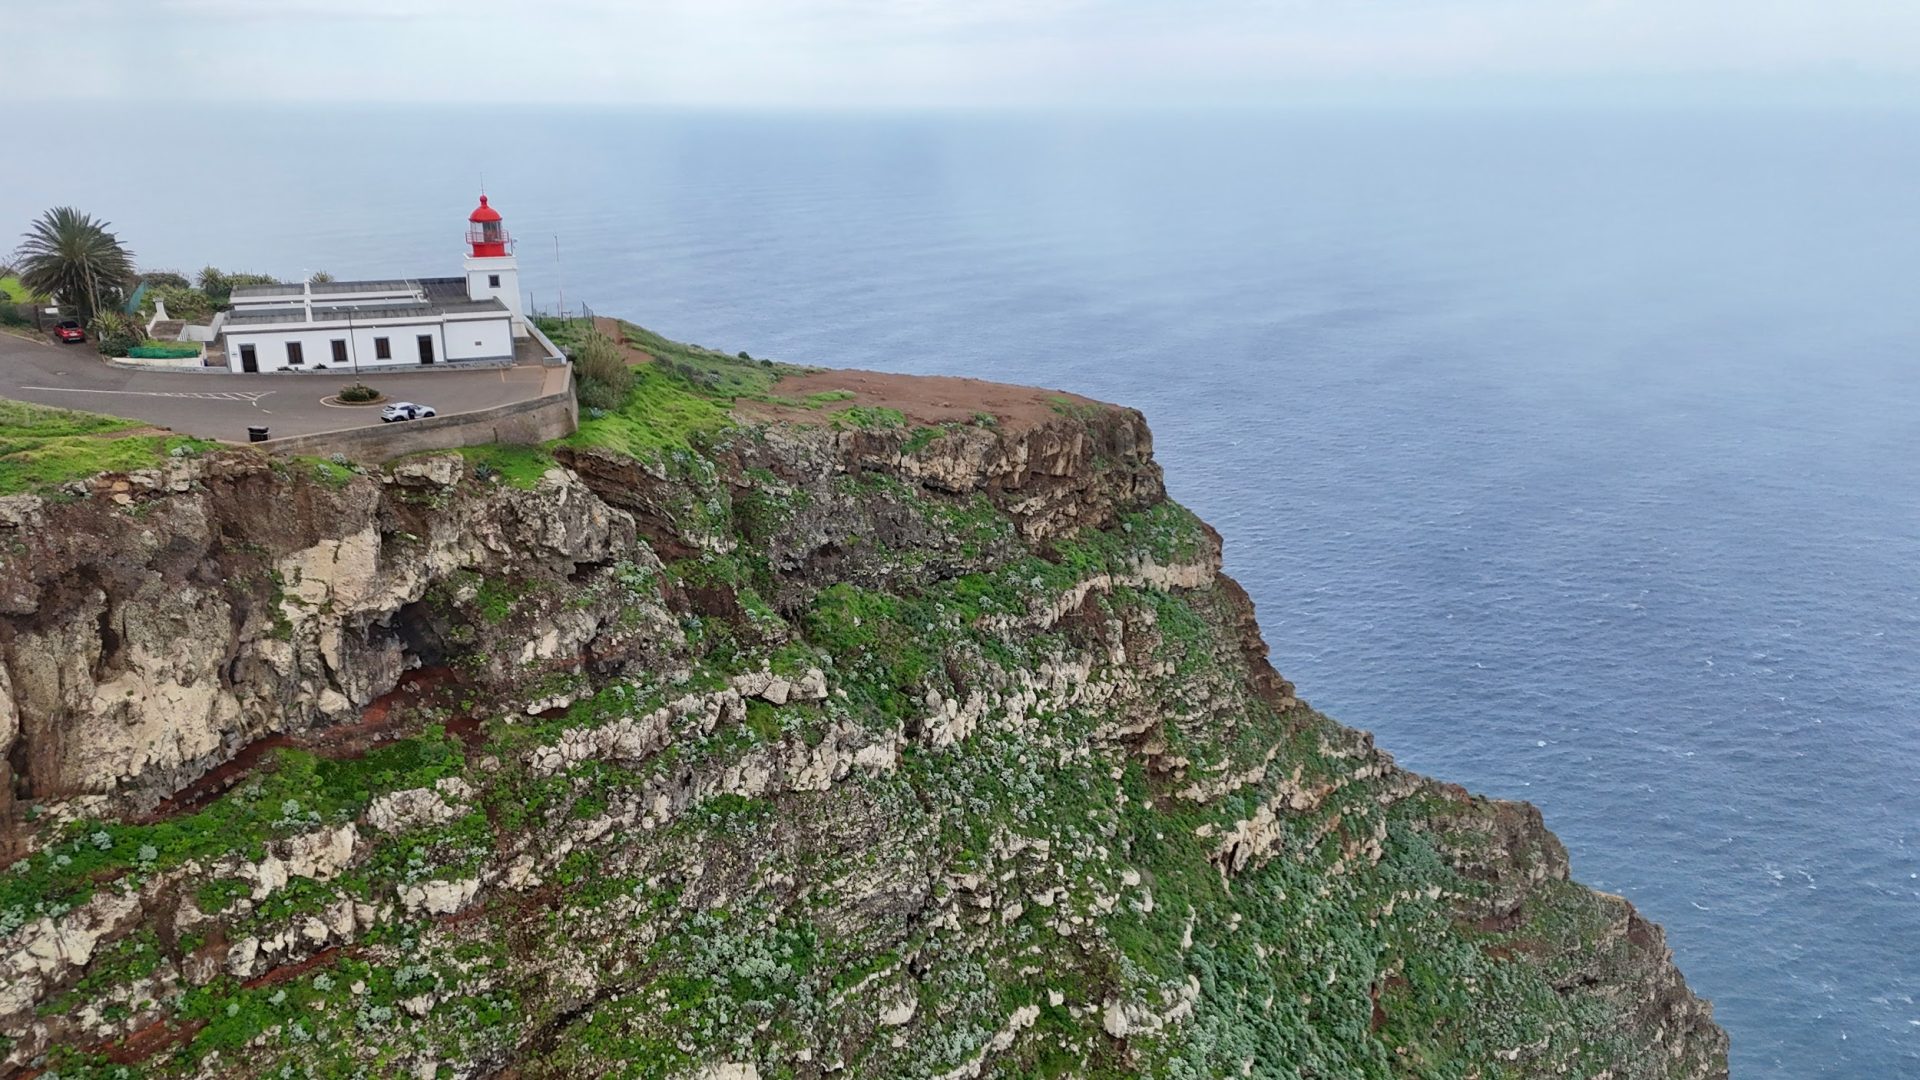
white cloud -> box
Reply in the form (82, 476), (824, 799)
(5, 0), (1918, 106)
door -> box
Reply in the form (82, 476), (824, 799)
(239, 344), (258, 373)
(417, 335), (435, 364)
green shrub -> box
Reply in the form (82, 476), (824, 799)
(337, 383), (380, 403)
(571, 331), (634, 412)
(831, 405), (906, 430)
(89, 311), (142, 357)
(196, 267), (279, 305)
(139, 270), (192, 290)
(139, 283), (218, 323)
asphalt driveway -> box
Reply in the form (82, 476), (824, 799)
(0, 330), (550, 442)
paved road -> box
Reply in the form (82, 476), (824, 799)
(0, 331), (550, 442)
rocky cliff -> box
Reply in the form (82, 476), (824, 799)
(0, 334), (1727, 1078)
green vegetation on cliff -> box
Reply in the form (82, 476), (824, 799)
(0, 399), (212, 495)
(0, 321), (1725, 1080)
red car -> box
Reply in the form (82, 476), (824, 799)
(51, 320), (85, 344)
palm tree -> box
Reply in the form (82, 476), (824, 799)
(13, 207), (136, 321)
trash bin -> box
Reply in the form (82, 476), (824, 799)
(247, 426), (269, 443)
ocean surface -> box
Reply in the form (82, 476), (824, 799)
(6, 105), (1918, 1077)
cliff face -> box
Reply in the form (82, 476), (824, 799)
(0, 360), (1726, 1078)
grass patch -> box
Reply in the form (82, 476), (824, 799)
(532, 315), (594, 355)
(0, 398), (215, 495)
(831, 405), (906, 431)
(0, 276), (43, 303)
(0, 729), (466, 925)
(562, 364), (733, 463)
(902, 426), (944, 453)
(457, 444), (557, 489)
(1047, 395), (1105, 421)
(617, 323), (784, 399)
(293, 457), (355, 488)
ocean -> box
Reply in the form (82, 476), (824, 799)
(6, 105), (1917, 1077)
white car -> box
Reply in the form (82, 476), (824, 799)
(381, 402), (438, 422)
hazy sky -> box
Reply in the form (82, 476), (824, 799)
(10, 0), (1920, 108)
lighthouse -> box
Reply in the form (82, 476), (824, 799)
(464, 194), (527, 337)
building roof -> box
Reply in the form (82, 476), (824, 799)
(469, 195), (502, 223)
(223, 296), (509, 328)
(419, 277), (471, 302)
(231, 278), (428, 301)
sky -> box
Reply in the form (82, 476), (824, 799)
(6, 0), (1920, 109)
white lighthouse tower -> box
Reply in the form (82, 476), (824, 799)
(463, 194), (527, 338)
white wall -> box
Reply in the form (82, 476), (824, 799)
(463, 255), (526, 337)
(443, 315), (514, 362)
(227, 320), (448, 374)
(224, 311), (516, 373)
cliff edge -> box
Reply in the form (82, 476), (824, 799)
(0, 324), (1727, 1078)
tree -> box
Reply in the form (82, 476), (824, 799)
(196, 265), (231, 301)
(139, 269), (192, 290)
(308, 270), (334, 284)
(88, 311), (142, 357)
(13, 207), (136, 321)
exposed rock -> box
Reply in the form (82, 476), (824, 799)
(399, 877), (481, 916)
(0, 360), (1725, 1080)
(366, 787), (463, 833)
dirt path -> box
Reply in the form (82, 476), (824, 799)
(591, 316), (658, 367)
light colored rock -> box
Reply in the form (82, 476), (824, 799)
(0, 493), (45, 530)
(878, 993), (917, 1027)
(282, 825), (359, 880)
(227, 936), (259, 977)
(504, 854), (542, 890)
(324, 898), (358, 939)
(391, 455), (461, 487)
(1101, 976), (1201, 1039)
(796, 667), (828, 699)
(366, 787), (461, 833)
(398, 877), (481, 916)
(763, 677), (792, 705)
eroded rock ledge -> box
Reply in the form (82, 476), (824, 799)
(0, 375), (1725, 1079)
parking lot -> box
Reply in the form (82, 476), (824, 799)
(0, 331), (551, 442)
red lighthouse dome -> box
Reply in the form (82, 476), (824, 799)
(466, 195), (511, 257)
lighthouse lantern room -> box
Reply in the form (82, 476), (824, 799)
(464, 194), (527, 337)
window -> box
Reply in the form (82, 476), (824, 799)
(417, 335), (435, 364)
(330, 339), (348, 365)
(286, 341), (304, 366)
(374, 336), (391, 360)
(487, 274), (501, 288)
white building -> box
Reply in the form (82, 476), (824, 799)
(218, 195), (553, 374)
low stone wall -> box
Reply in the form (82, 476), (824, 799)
(108, 351), (211, 372)
(264, 368), (577, 463)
